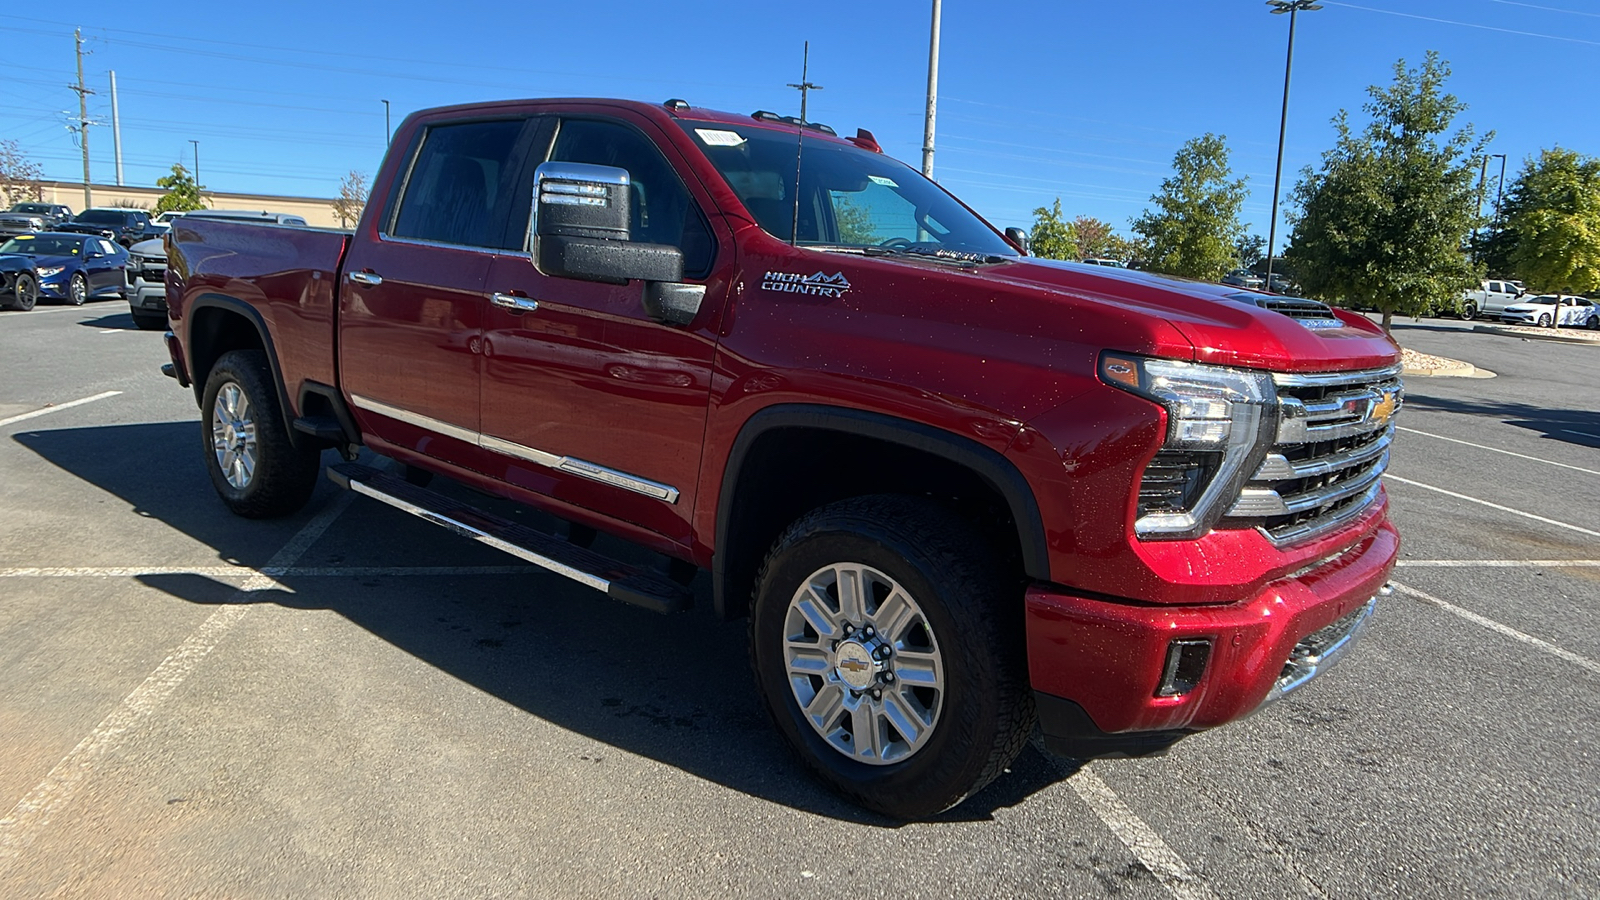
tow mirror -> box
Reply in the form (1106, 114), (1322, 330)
(1004, 227), (1030, 255)
(531, 162), (683, 285)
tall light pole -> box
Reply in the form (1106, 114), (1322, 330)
(1263, 0), (1321, 293)
(189, 139), (200, 205)
(382, 99), (391, 146)
(922, 0), (942, 179)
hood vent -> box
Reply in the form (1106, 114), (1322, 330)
(1229, 293), (1343, 330)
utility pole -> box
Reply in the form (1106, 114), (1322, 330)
(189, 140), (201, 205)
(787, 42), (822, 125)
(69, 28), (94, 209)
(110, 70), (124, 186)
(922, 0), (942, 179)
(1263, 1), (1322, 294)
(1491, 153), (1508, 225)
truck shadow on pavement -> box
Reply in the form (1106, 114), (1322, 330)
(15, 421), (1083, 825)
(1400, 395), (1600, 447)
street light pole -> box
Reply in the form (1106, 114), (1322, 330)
(189, 140), (201, 206)
(382, 99), (391, 146)
(1264, 0), (1321, 294)
(922, 0), (942, 179)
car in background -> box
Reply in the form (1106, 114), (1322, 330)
(1460, 279), (1524, 320)
(124, 210), (310, 330)
(0, 202), (75, 238)
(1081, 257), (1125, 268)
(56, 208), (153, 247)
(1501, 295), (1600, 329)
(1222, 268), (1264, 289)
(0, 251), (40, 311)
(1263, 273), (1299, 295)
(0, 232), (128, 306)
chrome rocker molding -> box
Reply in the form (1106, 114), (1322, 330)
(350, 394), (680, 503)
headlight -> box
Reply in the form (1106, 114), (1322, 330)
(1099, 353), (1278, 539)
(36, 266), (65, 278)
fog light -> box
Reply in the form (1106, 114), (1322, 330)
(1156, 639), (1212, 697)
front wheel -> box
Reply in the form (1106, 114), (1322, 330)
(201, 349), (321, 518)
(9, 273), (36, 311)
(750, 495), (1033, 819)
(66, 273), (88, 306)
(1459, 301), (1477, 321)
(1538, 313), (1553, 328)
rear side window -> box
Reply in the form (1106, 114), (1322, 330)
(549, 118), (713, 277)
(392, 119), (526, 249)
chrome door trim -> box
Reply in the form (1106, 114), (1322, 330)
(351, 395), (680, 504)
(490, 292), (540, 313)
(348, 271), (384, 286)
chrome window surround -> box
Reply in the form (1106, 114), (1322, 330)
(350, 395), (680, 504)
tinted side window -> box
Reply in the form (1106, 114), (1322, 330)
(392, 119), (526, 249)
(549, 118), (713, 277)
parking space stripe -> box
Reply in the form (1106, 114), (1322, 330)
(0, 565), (535, 578)
(1397, 560), (1600, 568)
(1391, 582), (1600, 677)
(1067, 767), (1220, 900)
(0, 493), (353, 869)
(0, 391), (122, 428)
(1384, 475), (1600, 538)
(1396, 426), (1600, 476)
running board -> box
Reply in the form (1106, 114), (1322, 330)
(327, 462), (692, 614)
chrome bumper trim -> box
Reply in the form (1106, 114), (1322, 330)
(1257, 595), (1377, 709)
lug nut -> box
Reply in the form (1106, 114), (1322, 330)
(872, 690), (881, 700)
(883, 672), (894, 682)
(842, 624), (853, 635)
(864, 626), (874, 637)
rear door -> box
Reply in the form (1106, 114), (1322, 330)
(478, 113), (731, 543)
(340, 116), (540, 473)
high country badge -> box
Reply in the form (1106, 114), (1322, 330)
(761, 271), (851, 298)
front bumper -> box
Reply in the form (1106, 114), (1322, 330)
(1028, 516), (1398, 756)
(1501, 312), (1543, 325)
(36, 275), (69, 299)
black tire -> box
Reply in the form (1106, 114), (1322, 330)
(1587, 315), (1600, 331)
(1459, 301), (1477, 321)
(66, 273), (88, 306)
(200, 349), (321, 518)
(749, 495), (1033, 819)
(132, 311), (167, 331)
(9, 273), (37, 311)
(1538, 313), (1553, 328)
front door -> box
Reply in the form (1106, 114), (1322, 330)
(479, 114), (729, 543)
(340, 116), (539, 473)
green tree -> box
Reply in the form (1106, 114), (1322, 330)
(1029, 198), (1078, 260)
(1499, 148), (1600, 295)
(1285, 53), (1484, 333)
(154, 164), (204, 213)
(1234, 234), (1266, 268)
(833, 195), (876, 245)
(1132, 134), (1248, 280)
(1071, 215), (1120, 260)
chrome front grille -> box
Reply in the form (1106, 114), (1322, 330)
(1226, 364), (1402, 545)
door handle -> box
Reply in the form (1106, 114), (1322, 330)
(348, 271), (383, 286)
(490, 293), (539, 314)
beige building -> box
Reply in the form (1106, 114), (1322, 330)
(34, 181), (346, 229)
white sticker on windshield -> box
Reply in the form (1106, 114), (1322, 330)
(868, 175), (898, 187)
(695, 128), (747, 147)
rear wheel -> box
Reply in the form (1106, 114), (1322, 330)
(8, 274), (36, 311)
(1587, 315), (1600, 331)
(201, 349), (321, 518)
(750, 495), (1032, 819)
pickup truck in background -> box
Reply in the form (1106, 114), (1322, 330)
(163, 98), (1402, 819)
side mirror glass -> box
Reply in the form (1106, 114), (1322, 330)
(1004, 226), (1030, 255)
(531, 161), (683, 285)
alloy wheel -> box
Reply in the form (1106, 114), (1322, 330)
(210, 382), (258, 490)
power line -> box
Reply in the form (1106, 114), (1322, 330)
(1323, 2), (1600, 46)
(1487, 0), (1600, 19)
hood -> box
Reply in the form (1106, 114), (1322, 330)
(129, 238), (166, 257)
(974, 258), (1399, 373)
(0, 253), (34, 272)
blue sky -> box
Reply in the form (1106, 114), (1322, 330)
(2, 1), (1595, 243)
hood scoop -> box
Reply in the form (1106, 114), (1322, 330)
(1227, 292), (1343, 330)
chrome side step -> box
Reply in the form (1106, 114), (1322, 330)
(326, 462), (692, 614)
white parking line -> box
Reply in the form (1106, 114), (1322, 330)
(1391, 582), (1600, 677)
(1562, 429), (1600, 441)
(0, 391), (121, 428)
(0, 565), (533, 579)
(1397, 426), (1600, 476)
(1397, 560), (1600, 568)
(1067, 767), (1219, 900)
(1384, 475), (1600, 538)
(0, 493), (352, 869)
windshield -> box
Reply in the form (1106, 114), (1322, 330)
(76, 210), (125, 224)
(678, 122), (1016, 258)
(12, 204), (51, 214)
(0, 235), (84, 256)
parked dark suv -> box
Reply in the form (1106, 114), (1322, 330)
(57, 208), (152, 247)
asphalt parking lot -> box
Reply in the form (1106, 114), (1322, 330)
(1, 303), (1596, 898)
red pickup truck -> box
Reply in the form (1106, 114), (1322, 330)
(162, 97), (1401, 818)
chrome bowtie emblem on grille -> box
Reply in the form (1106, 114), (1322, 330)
(1371, 390), (1399, 426)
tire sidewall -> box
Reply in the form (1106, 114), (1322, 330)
(14, 274), (36, 311)
(199, 349), (317, 517)
(68, 273), (87, 306)
(1460, 302), (1477, 321)
(752, 515), (1008, 813)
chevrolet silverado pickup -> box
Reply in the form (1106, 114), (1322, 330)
(162, 97), (1401, 818)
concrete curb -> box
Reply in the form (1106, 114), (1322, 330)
(1472, 324), (1600, 345)
(1403, 363), (1496, 378)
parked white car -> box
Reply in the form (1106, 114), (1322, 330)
(1500, 295), (1600, 329)
(1460, 279), (1524, 320)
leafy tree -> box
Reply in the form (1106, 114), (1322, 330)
(1131, 134), (1248, 280)
(1285, 53), (1484, 333)
(0, 140), (44, 206)
(1234, 234), (1266, 268)
(1070, 215), (1120, 260)
(1029, 198), (1077, 260)
(332, 170), (370, 229)
(154, 164), (204, 213)
(834, 196), (876, 245)
(1498, 148), (1600, 295)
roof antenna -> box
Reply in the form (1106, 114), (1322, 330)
(786, 41), (821, 247)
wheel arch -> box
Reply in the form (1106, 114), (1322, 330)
(712, 404), (1051, 620)
(186, 294), (301, 446)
